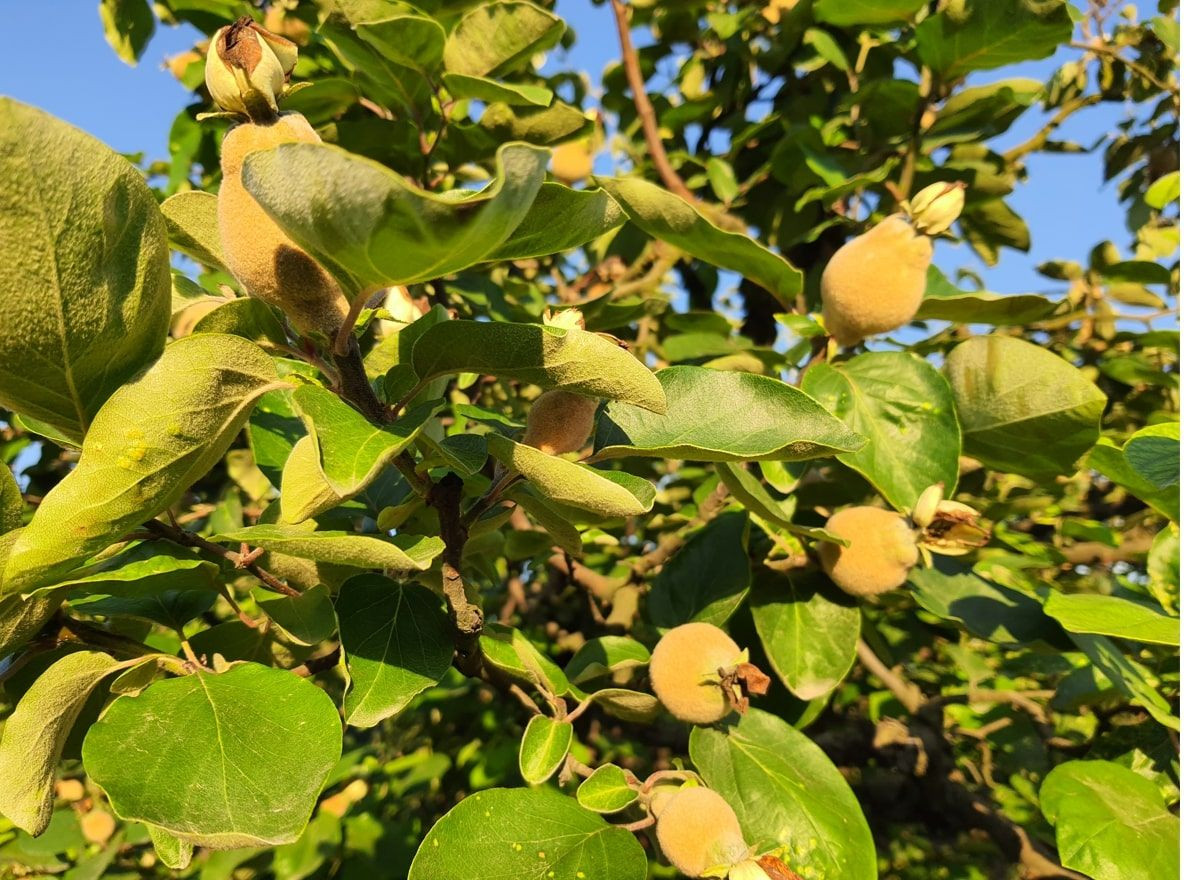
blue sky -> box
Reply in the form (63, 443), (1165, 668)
(0, 1), (1150, 300)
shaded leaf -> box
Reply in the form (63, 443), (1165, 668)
(159, 191), (227, 272)
(217, 524), (445, 571)
(489, 184), (624, 260)
(442, 2), (565, 78)
(1045, 592), (1178, 646)
(916, 0), (1073, 80)
(649, 511), (751, 628)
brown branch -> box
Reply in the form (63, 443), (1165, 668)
(856, 638), (925, 714)
(427, 473), (484, 675)
(292, 644), (342, 678)
(1003, 94), (1103, 162)
(610, 0), (695, 202)
(331, 335), (389, 424)
(144, 519), (300, 598)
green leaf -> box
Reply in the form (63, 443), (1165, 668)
(518, 715), (573, 785)
(576, 765), (638, 814)
(589, 688), (661, 723)
(216, 524), (445, 572)
(915, 0), (1073, 80)
(355, 14), (446, 75)
(649, 511), (751, 628)
(279, 435), (344, 524)
(2, 334), (282, 594)
(480, 622), (570, 697)
(945, 335), (1105, 481)
(0, 592), (60, 658)
(961, 197), (1031, 264)
(442, 2), (565, 78)
(337, 575), (453, 728)
(443, 73), (553, 107)
(813, 0), (925, 26)
(486, 434), (655, 518)
(147, 825), (193, 871)
(241, 141), (548, 294)
(1040, 760), (1180, 880)
(690, 709), (876, 879)
(254, 583), (337, 647)
(193, 298), (287, 346)
(594, 176), (802, 307)
(917, 265), (1060, 325)
(0, 651), (120, 834)
(82, 663), (342, 847)
(99, 0), (155, 65)
(910, 556), (1063, 644)
(803, 352), (961, 512)
(0, 465), (21, 534)
(408, 788), (647, 880)
(1089, 439), (1179, 522)
(715, 462), (796, 529)
(564, 636), (650, 685)
(1124, 423), (1180, 489)
(42, 540), (217, 599)
(924, 79), (1042, 147)
(1147, 525), (1179, 613)
(595, 366), (864, 462)
(159, 191), (227, 272)
(506, 485), (583, 557)
(750, 571), (860, 700)
(71, 589), (216, 631)
(480, 101), (592, 144)
(0, 98), (171, 444)
(411, 320), (665, 413)
(1044, 592), (1178, 646)
(293, 384), (439, 497)
(1070, 632), (1178, 730)
(488, 184), (625, 261)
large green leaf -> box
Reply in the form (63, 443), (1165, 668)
(0, 98), (171, 444)
(82, 663), (342, 848)
(924, 79), (1042, 148)
(1045, 592), (1179, 646)
(518, 715), (573, 785)
(690, 709), (876, 879)
(0, 651), (121, 834)
(411, 320), (665, 412)
(293, 384), (439, 497)
(217, 524), (444, 571)
(802, 352), (960, 512)
(813, 0), (925, 26)
(39, 540), (218, 599)
(595, 176), (802, 307)
(1040, 760), (1180, 880)
(2, 334), (283, 594)
(0, 465), (20, 534)
(945, 335), (1105, 481)
(594, 366), (864, 462)
(487, 184), (625, 260)
(486, 434), (655, 518)
(1124, 422), (1180, 489)
(241, 141), (548, 294)
(159, 191), (227, 272)
(648, 512), (751, 628)
(408, 788), (647, 880)
(254, 583), (337, 647)
(1070, 632), (1178, 730)
(442, 73), (554, 107)
(337, 574), (453, 728)
(917, 265), (1060, 325)
(442, 2), (565, 78)
(355, 14), (446, 76)
(1089, 439), (1180, 523)
(750, 570), (860, 700)
(915, 0), (1073, 80)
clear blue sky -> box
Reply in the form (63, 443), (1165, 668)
(0, 1), (1149, 299)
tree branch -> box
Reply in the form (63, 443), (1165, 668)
(427, 472), (484, 675)
(610, 0), (695, 202)
(144, 519), (300, 598)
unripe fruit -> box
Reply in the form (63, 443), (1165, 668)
(650, 622), (742, 724)
(819, 506), (919, 597)
(80, 810), (117, 845)
(820, 216), (933, 347)
(656, 787), (749, 878)
(218, 114), (350, 339)
(522, 390), (599, 456)
(551, 140), (595, 184)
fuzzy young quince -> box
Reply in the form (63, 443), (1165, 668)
(819, 506), (919, 597)
(523, 390), (599, 456)
(649, 622), (769, 724)
(656, 787), (751, 878)
(820, 216), (933, 347)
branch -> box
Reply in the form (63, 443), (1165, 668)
(144, 519), (300, 598)
(331, 335), (389, 424)
(610, 0), (695, 202)
(856, 638), (925, 713)
(427, 473), (484, 675)
(1070, 39), (1180, 101)
(1003, 94), (1103, 162)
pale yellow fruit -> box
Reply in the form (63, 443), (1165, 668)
(551, 140), (595, 184)
(820, 216), (933, 347)
(80, 810), (117, 845)
(819, 506), (919, 597)
(218, 114), (350, 338)
(656, 787), (749, 877)
(54, 779), (85, 802)
(522, 390), (599, 456)
(649, 622), (741, 724)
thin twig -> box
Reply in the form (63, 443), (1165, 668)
(144, 519), (300, 598)
(856, 638), (924, 713)
(610, 0), (695, 202)
(1071, 39), (1180, 100)
(1003, 94), (1103, 162)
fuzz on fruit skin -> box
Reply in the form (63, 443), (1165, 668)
(649, 622), (741, 724)
(656, 787), (749, 878)
(522, 390), (599, 455)
(820, 216), (933, 347)
(218, 114), (349, 338)
(819, 506), (919, 597)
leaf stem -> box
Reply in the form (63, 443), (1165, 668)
(144, 519), (300, 598)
